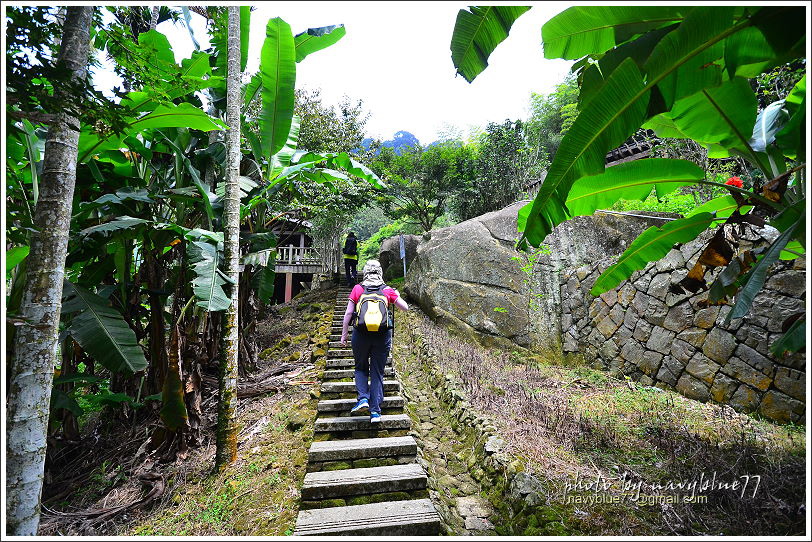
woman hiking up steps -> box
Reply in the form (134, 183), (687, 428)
(339, 260), (408, 422)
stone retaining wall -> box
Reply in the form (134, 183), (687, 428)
(561, 234), (806, 424)
(412, 332), (564, 535)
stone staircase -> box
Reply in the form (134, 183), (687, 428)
(293, 286), (442, 536)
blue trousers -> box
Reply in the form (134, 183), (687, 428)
(352, 327), (392, 414)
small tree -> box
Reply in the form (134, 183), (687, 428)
(375, 142), (474, 231)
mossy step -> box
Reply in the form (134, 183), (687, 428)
(301, 463), (426, 500)
(315, 414), (411, 432)
(322, 381), (400, 394)
(317, 396), (405, 412)
(326, 358), (392, 368)
(294, 498), (441, 536)
(308, 436), (417, 462)
(323, 367), (394, 380)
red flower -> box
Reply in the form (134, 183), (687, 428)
(725, 176), (743, 188)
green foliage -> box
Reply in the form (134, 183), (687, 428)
(452, 120), (544, 221)
(61, 281), (149, 374)
(358, 219), (422, 267)
(374, 142), (475, 231)
(526, 74), (580, 161)
(450, 6), (531, 83)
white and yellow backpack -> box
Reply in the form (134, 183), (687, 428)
(354, 284), (393, 332)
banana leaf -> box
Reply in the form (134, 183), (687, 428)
(61, 281), (148, 374)
(188, 240), (233, 312)
(294, 24), (346, 62)
(591, 213), (717, 295)
(565, 158), (703, 217)
(450, 6), (531, 83)
(259, 17), (297, 160)
(542, 6), (689, 60)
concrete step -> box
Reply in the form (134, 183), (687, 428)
(315, 414), (411, 432)
(308, 435), (417, 462)
(294, 498), (440, 536)
(301, 463), (426, 500)
(322, 381), (400, 394)
(326, 358), (392, 368)
(323, 367), (394, 380)
(317, 396), (405, 413)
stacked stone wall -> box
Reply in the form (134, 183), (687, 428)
(561, 236), (806, 424)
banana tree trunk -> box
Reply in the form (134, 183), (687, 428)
(6, 6), (93, 535)
(215, 6), (242, 470)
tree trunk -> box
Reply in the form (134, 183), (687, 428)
(149, 6), (160, 30)
(5, 6), (93, 536)
(215, 6), (242, 470)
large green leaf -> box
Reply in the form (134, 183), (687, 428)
(6, 246), (29, 273)
(541, 6), (689, 60)
(520, 58), (649, 247)
(591, 213), (716, 295)
(294, 24), (346, 62)
(775, 75), (805, 160)
(450, 6), (531, 83)
(522, 7), (784, 247)
(215, 175), (258, 200)
(62, 281), (148, 374)
(770, 317), (805, 357)
(188, 240), (233, 312)
(78, 104), (226, 162)
(565, 158), (703, 217)
(79, 216), (151, 237)
(259, 17), (297, 159)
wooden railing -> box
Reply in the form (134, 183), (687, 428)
(276, 246), (323, 267)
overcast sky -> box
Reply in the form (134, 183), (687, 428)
(92, 2), (574, 145)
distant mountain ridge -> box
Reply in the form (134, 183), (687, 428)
(361, 130), (424, 155)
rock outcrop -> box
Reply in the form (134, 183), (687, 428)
(379, 234), (421, 281)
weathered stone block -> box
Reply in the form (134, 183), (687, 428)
(617, 283), (636, 307)
(676, 373), (710, 402)
(693, 306), (720, 329)
(600, 338), (620, 360)
(663, 302), (694, 333)
(720, 357), (772, 391)
(735, 344), (775, 378)
(600, 289), (618, 307)
(728, 384), (761, 412)
(646, 327), (676, 355)
(670, 339), (696, 364)
(596, 315), (621, 339)
(656, 356), (683, 386)
(710, 373), (738, 403)
(703, 327), (736, 364)
(656, 248), (686, 272)
(766, 271), (806, 297)
(759, 390), (804, 423)
(633, 319), (652, 342)
(639, 375), (654, 386)
(773, 367), (805, 401)
(620, 339), (644, 363)
(609, 304), (625, 327)
(631, 290), (651, 315)
(677, 327), (707, 348)
(685, 353), (721, 385)
(649, 273), (671, 301)
(638, 351), (663, 376)
(575, 265), (591, 281)
(645, 299), (669, 327)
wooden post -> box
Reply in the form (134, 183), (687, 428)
(285, 272), (293, 303)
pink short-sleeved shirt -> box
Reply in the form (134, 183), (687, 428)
(349, 284), (399, 304)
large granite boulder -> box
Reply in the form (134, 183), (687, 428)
(379, 234), (420, 281)
(405, 201), (677, 354)
(405, 201), (533, 346)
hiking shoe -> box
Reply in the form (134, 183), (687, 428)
(370, 412), (382, 423)
(350, 399), (369, 415)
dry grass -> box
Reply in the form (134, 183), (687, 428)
(404, 309), (806, 536)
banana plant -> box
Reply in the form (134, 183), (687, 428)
(451, 5), (806, 353)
